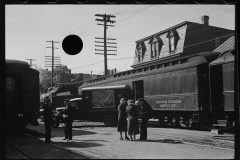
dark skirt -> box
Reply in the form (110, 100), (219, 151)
(117, 118), (127, 132)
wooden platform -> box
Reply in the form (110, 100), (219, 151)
(5, 130), (89, 159)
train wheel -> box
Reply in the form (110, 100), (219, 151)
(103, 115), (116, 127)
(185, 118), (194, 129)
(172, 115), (181, 128)
(40, 115), (44, 122)
(163, 117), (171, 127)
(51, 117), (60, 128)
(179, 116), (186, 128)
(158, 117), (165, 127)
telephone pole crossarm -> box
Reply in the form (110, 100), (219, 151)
(46, 40), (59, 87)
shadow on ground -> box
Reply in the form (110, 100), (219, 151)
(135, 139), (183, 144)
(52, 141), (104, 148)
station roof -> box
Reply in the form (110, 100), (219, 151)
(82, 85), (131, 91)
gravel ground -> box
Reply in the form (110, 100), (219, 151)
(37, 120), (234, 150)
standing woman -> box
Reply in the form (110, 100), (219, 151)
(117, 98), (130, 140)
(126, 99), (139, 141)
(43, 97), (52, 143)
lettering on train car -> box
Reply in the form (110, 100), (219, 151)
(156, 100), (183, 108)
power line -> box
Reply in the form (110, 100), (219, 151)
(70, 61), (104, 70)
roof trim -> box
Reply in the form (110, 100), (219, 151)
(82, 85), (131, 91)
(136, 21), (191, 43)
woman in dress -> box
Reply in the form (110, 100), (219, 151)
(117, 98), (130, 140)
(126, 99), (139, 141)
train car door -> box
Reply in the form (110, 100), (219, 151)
(132, 80), (144, 101)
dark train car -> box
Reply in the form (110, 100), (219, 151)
(79, 52), (221, 128)
(5, 59), (39, 128)
(209, 49), (235, 128)
(79, 85), (132, 126)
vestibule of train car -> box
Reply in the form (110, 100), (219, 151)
(132, 80), (144, 101)
(209, 50), (235, 127)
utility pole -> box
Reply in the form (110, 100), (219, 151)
(95, 14), (117, 76)
(46, 40), (59, 87)
(26, 59), (36, 67)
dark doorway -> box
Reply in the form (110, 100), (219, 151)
(132, 80), (144, 101)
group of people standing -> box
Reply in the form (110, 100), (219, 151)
(43, 98), (73, 143)
(117, 98), (150, 141)
(43, 96), (150, 143)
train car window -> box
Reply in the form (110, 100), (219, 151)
(152, 77), (162, 95)
(223, 64), (234, 91)
(161, 77), (171, 95)
(6, 77), (14, 93)
(180, 59), (188, 64)
(183, 74), (196, 93)
(157, 64), (163, 69)
(172, 60), (180, 66)
(172, 75), (184, 94)
(164, 62), (171, 67)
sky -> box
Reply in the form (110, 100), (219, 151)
(5, 4), (235, 75)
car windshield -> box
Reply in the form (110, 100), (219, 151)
(70, 101), (77, 108)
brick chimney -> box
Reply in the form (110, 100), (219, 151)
(201, 15), (209, 26)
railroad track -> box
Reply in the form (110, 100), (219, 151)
(146, 130), (234, 151)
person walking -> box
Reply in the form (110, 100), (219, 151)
(62, 99), (74, 141)
(117, 98), (130, 140)
(43, 97), (52, 143)
(126, 99), (139, 141)
(139, 98), (150, 140)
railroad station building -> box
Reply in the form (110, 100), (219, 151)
(132, 15), (234, 69)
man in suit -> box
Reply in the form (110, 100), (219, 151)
(62, 99), (74, 141)
(43, 97), (52, 143)
(139, 98), (150, 140)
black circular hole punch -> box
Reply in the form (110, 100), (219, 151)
(62, 35), (83, 56)
(164, 0), (178, 4)
(136, 0), (147, 4)
(16, 0), (29, 3)
(46, 0), (58, 3)
(106, 0), (118, 3)
(75, 0), (89, 3)
(194, 0), (208, 3)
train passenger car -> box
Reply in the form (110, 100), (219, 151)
(5, 59), (39, 129)
(209, 49), (235, 128)
(79, 52), (221, 128)
(79, 85), (132, 126)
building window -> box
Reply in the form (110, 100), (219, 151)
(169, 36), (175, 53)
(167, 29), (179, 54)
(138, 47), (142, 62)
(151, 42), (158, 58)
(215, 35), (221, 48)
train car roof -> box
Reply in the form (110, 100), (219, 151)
(6, 59), (30, 68)
(82, 85), (131, 91)
(209, 50), (234, 66)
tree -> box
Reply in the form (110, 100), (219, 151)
(53, 64), (71, 84)
(36, 64), (71, 94)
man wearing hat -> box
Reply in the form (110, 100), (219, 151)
(62, 99), (74, 140)
(43, 97), (52, 143)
